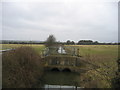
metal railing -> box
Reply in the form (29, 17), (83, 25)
(41, 46), (80, 57)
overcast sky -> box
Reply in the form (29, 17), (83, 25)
(1, 0), (119, 42)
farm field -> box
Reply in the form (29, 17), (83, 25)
(1, 44), (119, 88)
(1, 44), (45, 55)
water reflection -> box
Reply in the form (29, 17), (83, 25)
(44, 84), (81, 90)
(58, 46), (66, 54)
(42, 71), (80, 87)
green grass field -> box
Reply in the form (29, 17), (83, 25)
(1, 44), (45, 55)
(74, 45), (118, 87)
(1, 44), (119, 88)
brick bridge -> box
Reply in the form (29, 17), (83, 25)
(42, 45), (91, 73)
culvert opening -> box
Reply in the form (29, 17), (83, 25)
(62, 68), (71, 72)
(51, 68), (60, 72)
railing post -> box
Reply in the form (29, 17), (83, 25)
(77, 48), (79, 56)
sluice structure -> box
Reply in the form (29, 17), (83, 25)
(42, 45), (97, 73)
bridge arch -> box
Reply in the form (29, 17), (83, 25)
(62, 68), (71, 72)
(51, 68), (60, 72)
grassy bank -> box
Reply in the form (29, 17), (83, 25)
(2, 46), (44, 88)
(75, 45), (118, 88)
(0, 41), (1, 88)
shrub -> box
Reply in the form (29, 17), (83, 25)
(2, 46), (44, 88)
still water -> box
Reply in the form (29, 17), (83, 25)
(41, 71), (81, 89)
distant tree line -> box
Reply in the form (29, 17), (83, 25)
(1, 40), (45, 44)
(64, 40), (119, 45)
(1, 40), (119, 45)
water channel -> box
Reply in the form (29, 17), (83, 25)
(40, 71), (82, 89)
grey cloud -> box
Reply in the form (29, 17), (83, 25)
(2, 1), (118, 42)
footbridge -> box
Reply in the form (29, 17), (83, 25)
(42, 45), (93, 73)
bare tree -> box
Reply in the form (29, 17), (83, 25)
(45, 35), (56, 47)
